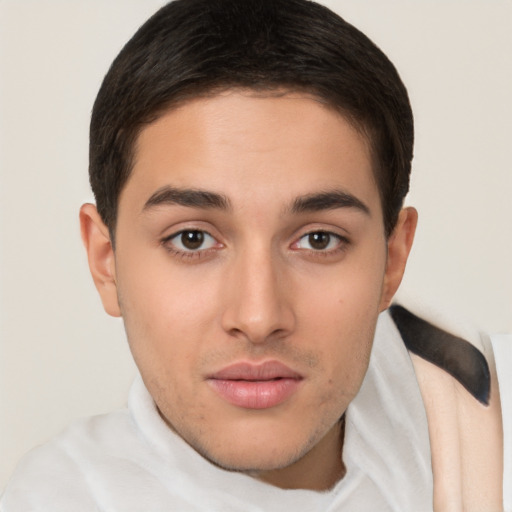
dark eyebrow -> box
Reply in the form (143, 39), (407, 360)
(289, 190), (370, 215)
(142, 186), (231, 212)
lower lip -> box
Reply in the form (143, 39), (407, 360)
(207, 378), (301, 409)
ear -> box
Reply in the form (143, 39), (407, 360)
(379, 207), (418, 311)
(79, 203), (121, 317)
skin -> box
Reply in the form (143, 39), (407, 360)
(80, 91), (417, 491)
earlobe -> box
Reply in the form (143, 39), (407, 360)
(79, 203), (121, 317)
(380, 207), (418, 311)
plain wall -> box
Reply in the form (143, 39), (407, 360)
(1, 0), (511, 490)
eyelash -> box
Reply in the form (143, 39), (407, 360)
(161, 229), (350, 261)
(292, 230), (350, 258)
(161, 229), (220, 261)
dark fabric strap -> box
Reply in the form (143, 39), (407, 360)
(389, 305), (490, 406)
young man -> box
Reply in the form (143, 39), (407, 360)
(1, 0), (510, 510)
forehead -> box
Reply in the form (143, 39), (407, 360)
(121, 91), (380, 216)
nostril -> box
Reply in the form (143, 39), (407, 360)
(220, 271), (296, 343)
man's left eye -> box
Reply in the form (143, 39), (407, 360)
(295, 231), (343, 251)
(167, 230), (217, 252)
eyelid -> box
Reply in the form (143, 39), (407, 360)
(291, 222), (349, 243)
(159, 220), (222, 246)
(161, 227), (223, 260)
(167, 230), (217, 251)
(295, 231), (343, 250)
(289, 227), (351, 259)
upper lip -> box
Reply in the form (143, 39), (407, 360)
(208, 361), (303, 381)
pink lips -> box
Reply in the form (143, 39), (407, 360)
(207, 361), (303, 409)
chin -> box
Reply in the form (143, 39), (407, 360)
(200, 443), (305, 474)
(188, 421), (324, 474)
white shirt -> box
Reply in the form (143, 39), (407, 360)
(1, 311), (509, 511)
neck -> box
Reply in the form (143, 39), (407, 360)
(253, 416), (346, 491)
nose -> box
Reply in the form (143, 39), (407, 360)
(221, 245), (296, 344)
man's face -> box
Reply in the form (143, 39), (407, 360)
(84, 91), (411, 489)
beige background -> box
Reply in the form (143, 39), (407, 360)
(1, 0), (511, 490)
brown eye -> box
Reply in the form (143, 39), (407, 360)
(308, 232), (331, 250)
(294, 231), (345, 252)
(165, 230), (217, 252)
(181, 230), (204, 250)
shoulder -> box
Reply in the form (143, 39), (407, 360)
(0, 409), (134, 511)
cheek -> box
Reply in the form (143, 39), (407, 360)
(299, 247), (386, 335)
(116, 265), (216, 424)
(118, 248), (216, 320)
(296, 249), (386, 394)
(115, 254), (221, 372)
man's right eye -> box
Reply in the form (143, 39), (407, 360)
(164, 230), (218, 252)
